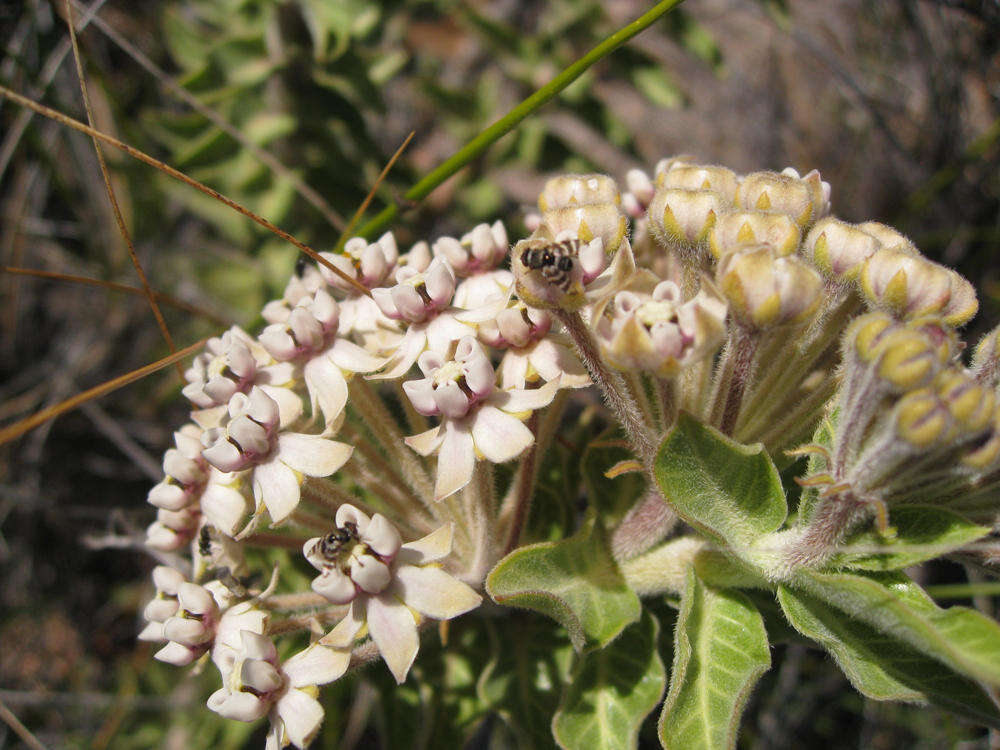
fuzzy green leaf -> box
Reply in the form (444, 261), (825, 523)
(794, 569), (1000, 688)
(776, 585), (1000, 728)
(658, 568), (771, 750)
(832, 506), (989, 571)
(553, 611), (666, 750)
(653, 412), (787, 551)
(486, 515), (641, 652)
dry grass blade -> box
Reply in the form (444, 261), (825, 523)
(336, 131), (415, 252)
(0, 698), (48, 750)
(0, 85), (372, 298)
(1, 266), (229, 325)
(68, 0), (346, 232)
(0, 338), (205, 446)
(64, 0), (181, 377)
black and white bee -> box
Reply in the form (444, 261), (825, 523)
(311, 521), (360, 565)
(519, 238), (581, 291)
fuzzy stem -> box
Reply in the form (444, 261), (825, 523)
(502, 413), (540, 554)
(242, 533), (311, 550)
(555, 309), (656, 465)
(349, 378), (435, 504)
(265, 607), (347, 636)
(464, 462), (496, 585)
(655, 377), (677, 430)
(788, 492), (866, 569)
(717, 329), (759, 436)
(261, 592), (334, 612)
(341, 421), (435, 518)
(623, 371), (658, 429)
(610, 489), (678, 562)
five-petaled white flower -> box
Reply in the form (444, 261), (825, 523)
(304, 505), (481, 683)
(402, 336), (562, 500)
(201, 388), (352, 526)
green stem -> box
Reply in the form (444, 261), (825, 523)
(352, 0), (686, 241)
(925, 582), (1000, 600)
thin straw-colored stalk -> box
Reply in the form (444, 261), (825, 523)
(0, 338), (204, 445)
(355, 0), (686, 239)
(2, 266), (229, 324)
(0, 84), (370, 297)
(65, 0), (181, 377)
(0, 698), (47, 750)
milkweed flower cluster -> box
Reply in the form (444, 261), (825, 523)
(138, 155), (998, 746)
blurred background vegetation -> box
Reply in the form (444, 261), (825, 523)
(1, 0), (999, 747)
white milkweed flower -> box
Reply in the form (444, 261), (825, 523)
(304, 505), (481, 683)
(478, 301), (590, 390)
(370, 257), (474, 379)
(201, 388), (353, 526)
(208, 630), (349, 750)
(432, 221), (513, 309)
(182, 327), (301, 429)
(259, 288), (384, 426)
(145, 506), (200, 552)
(147, 424), (208, 512)
(402, 336), (562, 500)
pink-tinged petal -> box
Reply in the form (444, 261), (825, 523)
(191, 404), (228, 431)
(402, 378), (438, 417)
(364, 514), (403, 557)
(252, 459), (301, 524)
(208, 689), (270, 722)
(424, 258), (456, 305)
(163, 616), (211, 645)
(578, 237), (606, 280)
(138, 622), (165, 642)
(304, 356), (348, 426)
(432, 236), (466, 268)
(311, 569), (357, 605)
(283, 644), (350, 688)
(259, 361), (296, 387)
(259, 324), (298, 361)
(144, 598), (178, 624)
(327, 338), (384, 374)
(398, 524), (453, 565)
(456, 284), (514, 323)
(277, 434), (352, 477)
(258, 385), (303, 429)
(147, 481), (188, 511)
(434, 381), (473, 419)
(425, 314), (473, 354)
(155, 640), (200, 665)
(471, 406), (534, 463)
(177, 583), (215, 615)
(276, 688), (325, 748)
(371, 287), (399, 319)
(366, 592), (419, 684)
(201, 482), (249, 536)
(416, 350), (445, 377)
(392, 285), (427, 321)
(335, 504), (371, 531)
(350, 555), (392, 594)
(145, 522), (183, 551)
(320, 600), (366, 648)
(392, 564), (482, 619)
(435, 421), (475, 501)
(203, 439), (245, 473)
(498, 352), (530, 390)
(163, 449), (200, 485)
(404, 425), (443, 457)
(152, 566), (185, 595)
(491, 376), (563, 413)
(241, 630), (278, 662)
(242, 659), (282, 694)
(368, 327), (427, 380)
(265, 718), (282, 750)
(528, 340), (588, 386)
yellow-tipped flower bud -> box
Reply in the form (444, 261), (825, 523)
(844, 311), (897, 363)
(736, 169), (829, 228)
(860, 247), (979, 325)
(648, 188), (729, 249)
(935, 368), (995, 434)
(803, 217), (881, 280)
(656, 163), (740, 202)
(874, 329), (948, 391)
(894, 388), (954, 449)
(715, 245), (823, 328)
(971, 324), (1000, 385)
(962, 408), (1000, 470)
(708, 210), (800, 259)
(856, 222), (917, 253)
(539, 204), (628, 255)
(538, 174), (621, 212)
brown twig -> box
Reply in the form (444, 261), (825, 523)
(0, 697), (48, 750)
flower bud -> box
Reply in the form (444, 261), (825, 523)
(962, 408), (1000, 469)
(859, 247), (978, 324)
(935, 368), (995, 434)
(893, 388), (954, 448)
(803, 217), (881, 280)
(856, 222), (917, 253)
(648, 188), (728, 249)
(432, 221), (508, 277)
(652, 154), (695, 183)
(623, 168), (655, 217)
(479, 303), (551, 349)
(737, 170), (828, 228)
(708, 210), (801, 259)
(539, 204), (627, 254)
(874, 328), (949, 391)
(371, 257), (456, 323)
(971, 324), (1000, 385)
(657, 163), (740, 202)
(594, 280), (728, 376)
(319, 232), (398, 291)
(845, 312), (897, 363)
(538, 174), (620, 212)
(716, 245), (822, 328)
